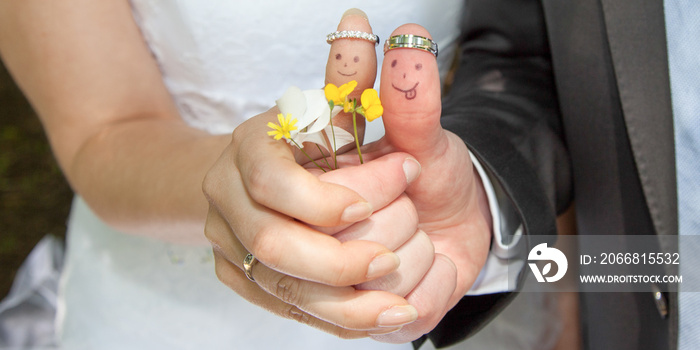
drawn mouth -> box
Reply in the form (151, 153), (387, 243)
(392, 82), (419, 100)
(338, 70), (357, 77)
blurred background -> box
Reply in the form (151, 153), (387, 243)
(0, 61), (73, 298)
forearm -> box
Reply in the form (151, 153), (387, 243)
(442, 0), (571, 225)
(70, 118), (230, 244)
(0, 0), (234, 243)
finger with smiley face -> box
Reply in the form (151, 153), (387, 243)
(324, 8), (378, 143)
(370, 24), (492, 343)
(380, 24), (443, 159)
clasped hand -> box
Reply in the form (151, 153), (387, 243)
(202, 21), (492, 343)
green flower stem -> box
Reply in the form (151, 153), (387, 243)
(315, 144), (333, 170)
(290, 139), (327, 173)
(352, 100), (364, 164)
(328, 102), (338, 169)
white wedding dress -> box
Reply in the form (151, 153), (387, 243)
(56, 1), (560, 349)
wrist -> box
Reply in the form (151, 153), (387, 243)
(472, 165), (494, 236)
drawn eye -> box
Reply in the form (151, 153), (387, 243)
(354, 56), (360, 63)
(336, 53), (342, 60)
(415, 63), (422, 71)
(391, 59), (397, 68)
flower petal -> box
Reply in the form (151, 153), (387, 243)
(276, 86), (306, 117)
(360, 88), (383, 121)
(324, 84), (341, 105)
(307, 106), (342, 135)
(339, 80), (358, 99)
(365, 105), (383, 122)
(291, 124), (355, 153)
(326, 125), (355, 151)
(292, 131), (324, 150)
(360, 88), (378, 108)
(303, 89), (332, 133)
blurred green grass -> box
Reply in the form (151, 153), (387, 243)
(0, 61), (73, 298)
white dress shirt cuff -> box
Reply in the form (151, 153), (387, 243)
(466, 151), (523, 295)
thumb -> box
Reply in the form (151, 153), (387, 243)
(380, 24), (444, 160)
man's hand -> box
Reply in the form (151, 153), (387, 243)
(362, 24), (493, 342)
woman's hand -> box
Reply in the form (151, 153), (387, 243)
(204, 134), (426, 336)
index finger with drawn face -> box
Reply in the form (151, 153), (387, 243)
(325, 8), (377, 98)
(324, 9), (378, 138)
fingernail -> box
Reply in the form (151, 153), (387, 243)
(403, 158), (421, 184)
(366, 253), (400, 279)
(341, 202), (373, 223)
(368, 326), (403, 335)
(376, 305), (418, 327)
(342, 8), (368, 20)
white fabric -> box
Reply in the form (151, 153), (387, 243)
(466, 152), (523, 295)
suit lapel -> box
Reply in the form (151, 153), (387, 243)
(599, 0), (678, 237)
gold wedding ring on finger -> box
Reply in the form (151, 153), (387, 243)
(243, 253), (258, 282)
(384, 34), (438, 58)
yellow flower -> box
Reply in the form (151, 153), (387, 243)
(324, 80), (358, 106)
(267, 113), (298, 140)
(360, 88), (383, 122)
(343, 100), (354, 113)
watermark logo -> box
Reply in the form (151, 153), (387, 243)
(528, 243), (568, 283)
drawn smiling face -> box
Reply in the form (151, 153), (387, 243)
(380, 25), (442, 145)
(325, 10), (377, 99)
(334, 51), (361, 77)
(389, 58), (423, 100)
(380, 32), (441, 122)
(325, 40), (376, 97)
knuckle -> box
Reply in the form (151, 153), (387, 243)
(214, 266), (226, 285)
(283, 305), (313, 325)
(250, 227), (283, 269)
(328, 256), (351, 286)
(396, 194), (418, 224)
(201, 171), (217, 200)
(415, 230), (435, 254)
(231, 125), (247, 149)
(213, 258), (231, 287)
(338, 302), (360, 329)
(202, 158), (237, 203)
(367, 171), (390, 196)
(205, 235), (224, 257)
(203, 226), (217, 247)
(202, 213), (218, 243)
(282, 305), (366, 340)
(244, 162), (272, 203)
(274, 275), (305, 306)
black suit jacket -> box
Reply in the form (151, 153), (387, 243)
(421, 0), (679, 349)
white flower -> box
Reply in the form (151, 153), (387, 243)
(276, 86), (354, 152)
